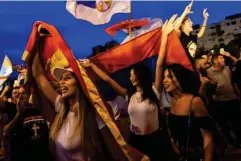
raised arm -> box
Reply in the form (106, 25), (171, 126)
(154, 14), (179, 93)
(79, 59), (128, 98)
(220, 48), (238, 65)
(32, 54), (58, 105)
(197, 8), (209, 38)
(174, 0), (194, 35)
(3, 93), (27, 159)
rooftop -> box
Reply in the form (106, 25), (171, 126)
(226, 13), (241, 20)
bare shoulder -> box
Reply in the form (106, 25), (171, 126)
(191, 97), (209, 117)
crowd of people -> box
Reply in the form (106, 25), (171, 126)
(0, 1), (240, 161)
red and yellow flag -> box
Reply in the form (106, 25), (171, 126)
(22, 21), (149, 161)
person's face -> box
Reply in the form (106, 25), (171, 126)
(199, 58), (208, 70)
(17, 87), (29, 107)
(182, 18), (193, 32)
(215, 55), (225, 67)
(130, 69), (140, 87)
(59, 71), (78, 99)
(163, 69), (180, 94)
(12, 88), (19, 101)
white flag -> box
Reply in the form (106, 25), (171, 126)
(0, 56), (13, 87)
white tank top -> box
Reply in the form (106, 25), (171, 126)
(128, 85), (160, 135)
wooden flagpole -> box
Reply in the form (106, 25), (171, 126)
(128, 1), (132, 39)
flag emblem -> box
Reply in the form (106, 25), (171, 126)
(66, 0), (130, 25)
(96, 0), (112, 12)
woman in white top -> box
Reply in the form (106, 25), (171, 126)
(31, 55), (127, 161)
(80, 15), (179, 161)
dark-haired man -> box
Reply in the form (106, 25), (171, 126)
(3, 86), (52, 161)
(207, 54), (241, 148)
(195, 54), (217, 99)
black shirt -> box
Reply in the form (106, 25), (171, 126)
(10, 108), (52, 161)
(0, 102), (17, 124)
(168, 113), (213, 159)
(180, 32), (198, 68)
(4, 102), (17, 124)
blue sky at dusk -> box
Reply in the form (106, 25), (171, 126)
(0, 1), (241, 65)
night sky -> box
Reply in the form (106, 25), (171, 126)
(0, 1), (240, 64)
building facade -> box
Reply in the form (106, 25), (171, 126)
(193, 13), (241, 50)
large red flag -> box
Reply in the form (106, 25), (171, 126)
(89, 27), (194, 80)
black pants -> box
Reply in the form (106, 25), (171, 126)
(129, 128), (177, 161)
(210, 99), (241, 145)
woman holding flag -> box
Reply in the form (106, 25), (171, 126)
(80, 15), (179, 161)
(31, 55), (119, 161)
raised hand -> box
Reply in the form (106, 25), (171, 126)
(38, 24), (42, 33)
(79, 59), (91, 68)
(13, 64), (27, 73)
(203, 8), (209, 20)
(220, 48), (230, 57)
(16, 98), (26, 114)
(184, 0), (194, 15)
(162, 14), (179, 36)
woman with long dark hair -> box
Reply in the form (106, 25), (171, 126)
(80, 15), (179, 161)
(164, 64), (213, 161)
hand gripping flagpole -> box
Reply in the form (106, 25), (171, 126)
(128, 1), (132, 39)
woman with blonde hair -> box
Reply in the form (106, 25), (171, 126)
(31, 55), (123, 161)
